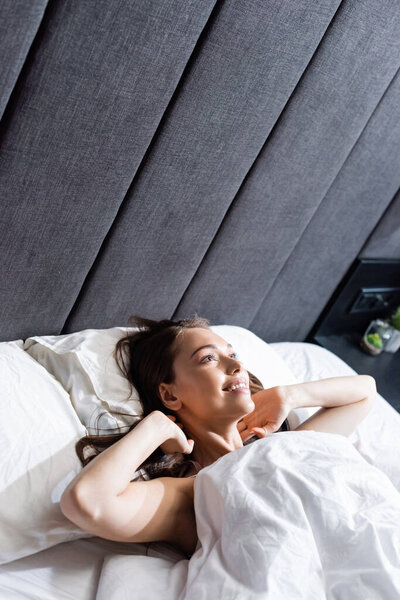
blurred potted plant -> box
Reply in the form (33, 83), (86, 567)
(360, 319), (392, 355)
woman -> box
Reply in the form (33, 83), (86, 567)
(60, 314), (376, 558)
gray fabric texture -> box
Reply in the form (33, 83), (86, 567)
(1, 0), (400, 342)
(360, 193), (400, 260)
(63, 0), (344, 332)
(0, 0), (48, 120)
(0, 0), (216, 340)
(174, 0), (400, 341)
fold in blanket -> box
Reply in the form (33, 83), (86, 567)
(96, 431), (400, 600)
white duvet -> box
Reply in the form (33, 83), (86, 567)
(96, 431), (400, 600)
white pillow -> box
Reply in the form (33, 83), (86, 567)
(23, 325), (302, 434)
(0, 341), (92, 565)
(24, 327), (141, 435)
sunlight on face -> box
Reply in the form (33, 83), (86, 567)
(165, 328), (255, 424)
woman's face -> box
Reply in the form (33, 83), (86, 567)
(159, 328), (255, 425)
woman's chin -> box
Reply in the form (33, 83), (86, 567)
(221, 392), (255, 416)
(237, 397), (255, 414)
(246, 399), (255, 413)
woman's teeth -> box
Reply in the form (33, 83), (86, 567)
(225, 383), (248, 392)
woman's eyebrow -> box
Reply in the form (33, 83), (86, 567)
(190, 343), (233, 359)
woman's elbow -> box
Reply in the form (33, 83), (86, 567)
(60, 485), (97, 529)
(358, 375), (377, 402)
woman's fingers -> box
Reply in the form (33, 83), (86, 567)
(254, 428), (266, 438)
(251, 426), (272, 438)
(240, 429), (256, 443)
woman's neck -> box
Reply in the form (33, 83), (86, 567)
(187, 424), (243, 469)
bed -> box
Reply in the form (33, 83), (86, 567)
(2, 1), (400, 598)
(0, 324), (399, 599)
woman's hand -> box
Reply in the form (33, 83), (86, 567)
(237, 386), (292, 442)
(157, 412), (195, 456)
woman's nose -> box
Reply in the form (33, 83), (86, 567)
(229, 359), (243, 372)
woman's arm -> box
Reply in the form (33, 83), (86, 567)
(281, 375), (377, 437)
(63, 411), (166, 505)
(61, 410), (188, 518)
(281, 375), (377, 410)
(60, 411), (195, 546)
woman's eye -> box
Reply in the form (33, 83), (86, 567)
(201, 354), (217, 362)
(201, 352), (240, 363)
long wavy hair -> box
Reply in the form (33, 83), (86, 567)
(75, 314), (289, 479)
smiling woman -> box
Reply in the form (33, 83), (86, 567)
(60, 314), (291, 557)
(74, 314), (284, 482)
(61, 314), (375, 558)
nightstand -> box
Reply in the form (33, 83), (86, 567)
(311, 332), (400, 412)
(306, 257), (400, 413)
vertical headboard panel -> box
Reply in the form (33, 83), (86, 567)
(0, 0), (48, 120)
(360, 193), (400, 260)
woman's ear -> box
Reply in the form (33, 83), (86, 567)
(158, 382), (182, 411)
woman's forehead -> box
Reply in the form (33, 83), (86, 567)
(178, 328), (229, 356)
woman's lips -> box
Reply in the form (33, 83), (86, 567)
(224, 387), (250, 394)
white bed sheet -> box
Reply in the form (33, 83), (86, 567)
(1, 341), (399, 600)
(0, 537), (185, 600)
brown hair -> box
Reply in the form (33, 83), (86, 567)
(75, 314), (284, 479)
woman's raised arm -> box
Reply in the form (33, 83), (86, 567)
(282, 375), (377, 410)
(60, 411), (194, 551)
(59, 411), (195, 548)
(60, 410), (192, 519)
(283, 375), (377, 437)
(238, 375), (377, 440)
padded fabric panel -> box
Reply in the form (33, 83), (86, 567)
(174, 0), (400, 339)
(360, 192), (400, 259)
(63, 0), (343, 333)
(250, 66), (400, 342)
(0, 0), (216, 341)
(0, 0), (48, 120)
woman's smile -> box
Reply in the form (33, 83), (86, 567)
(224, 386), (250, 394)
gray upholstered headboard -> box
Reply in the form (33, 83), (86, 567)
(1, 1), (400, 343)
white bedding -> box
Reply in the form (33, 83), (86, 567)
(1, 339), (399, 600)
(0, 537), (184, 600)
(96, 431), (400, 599)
